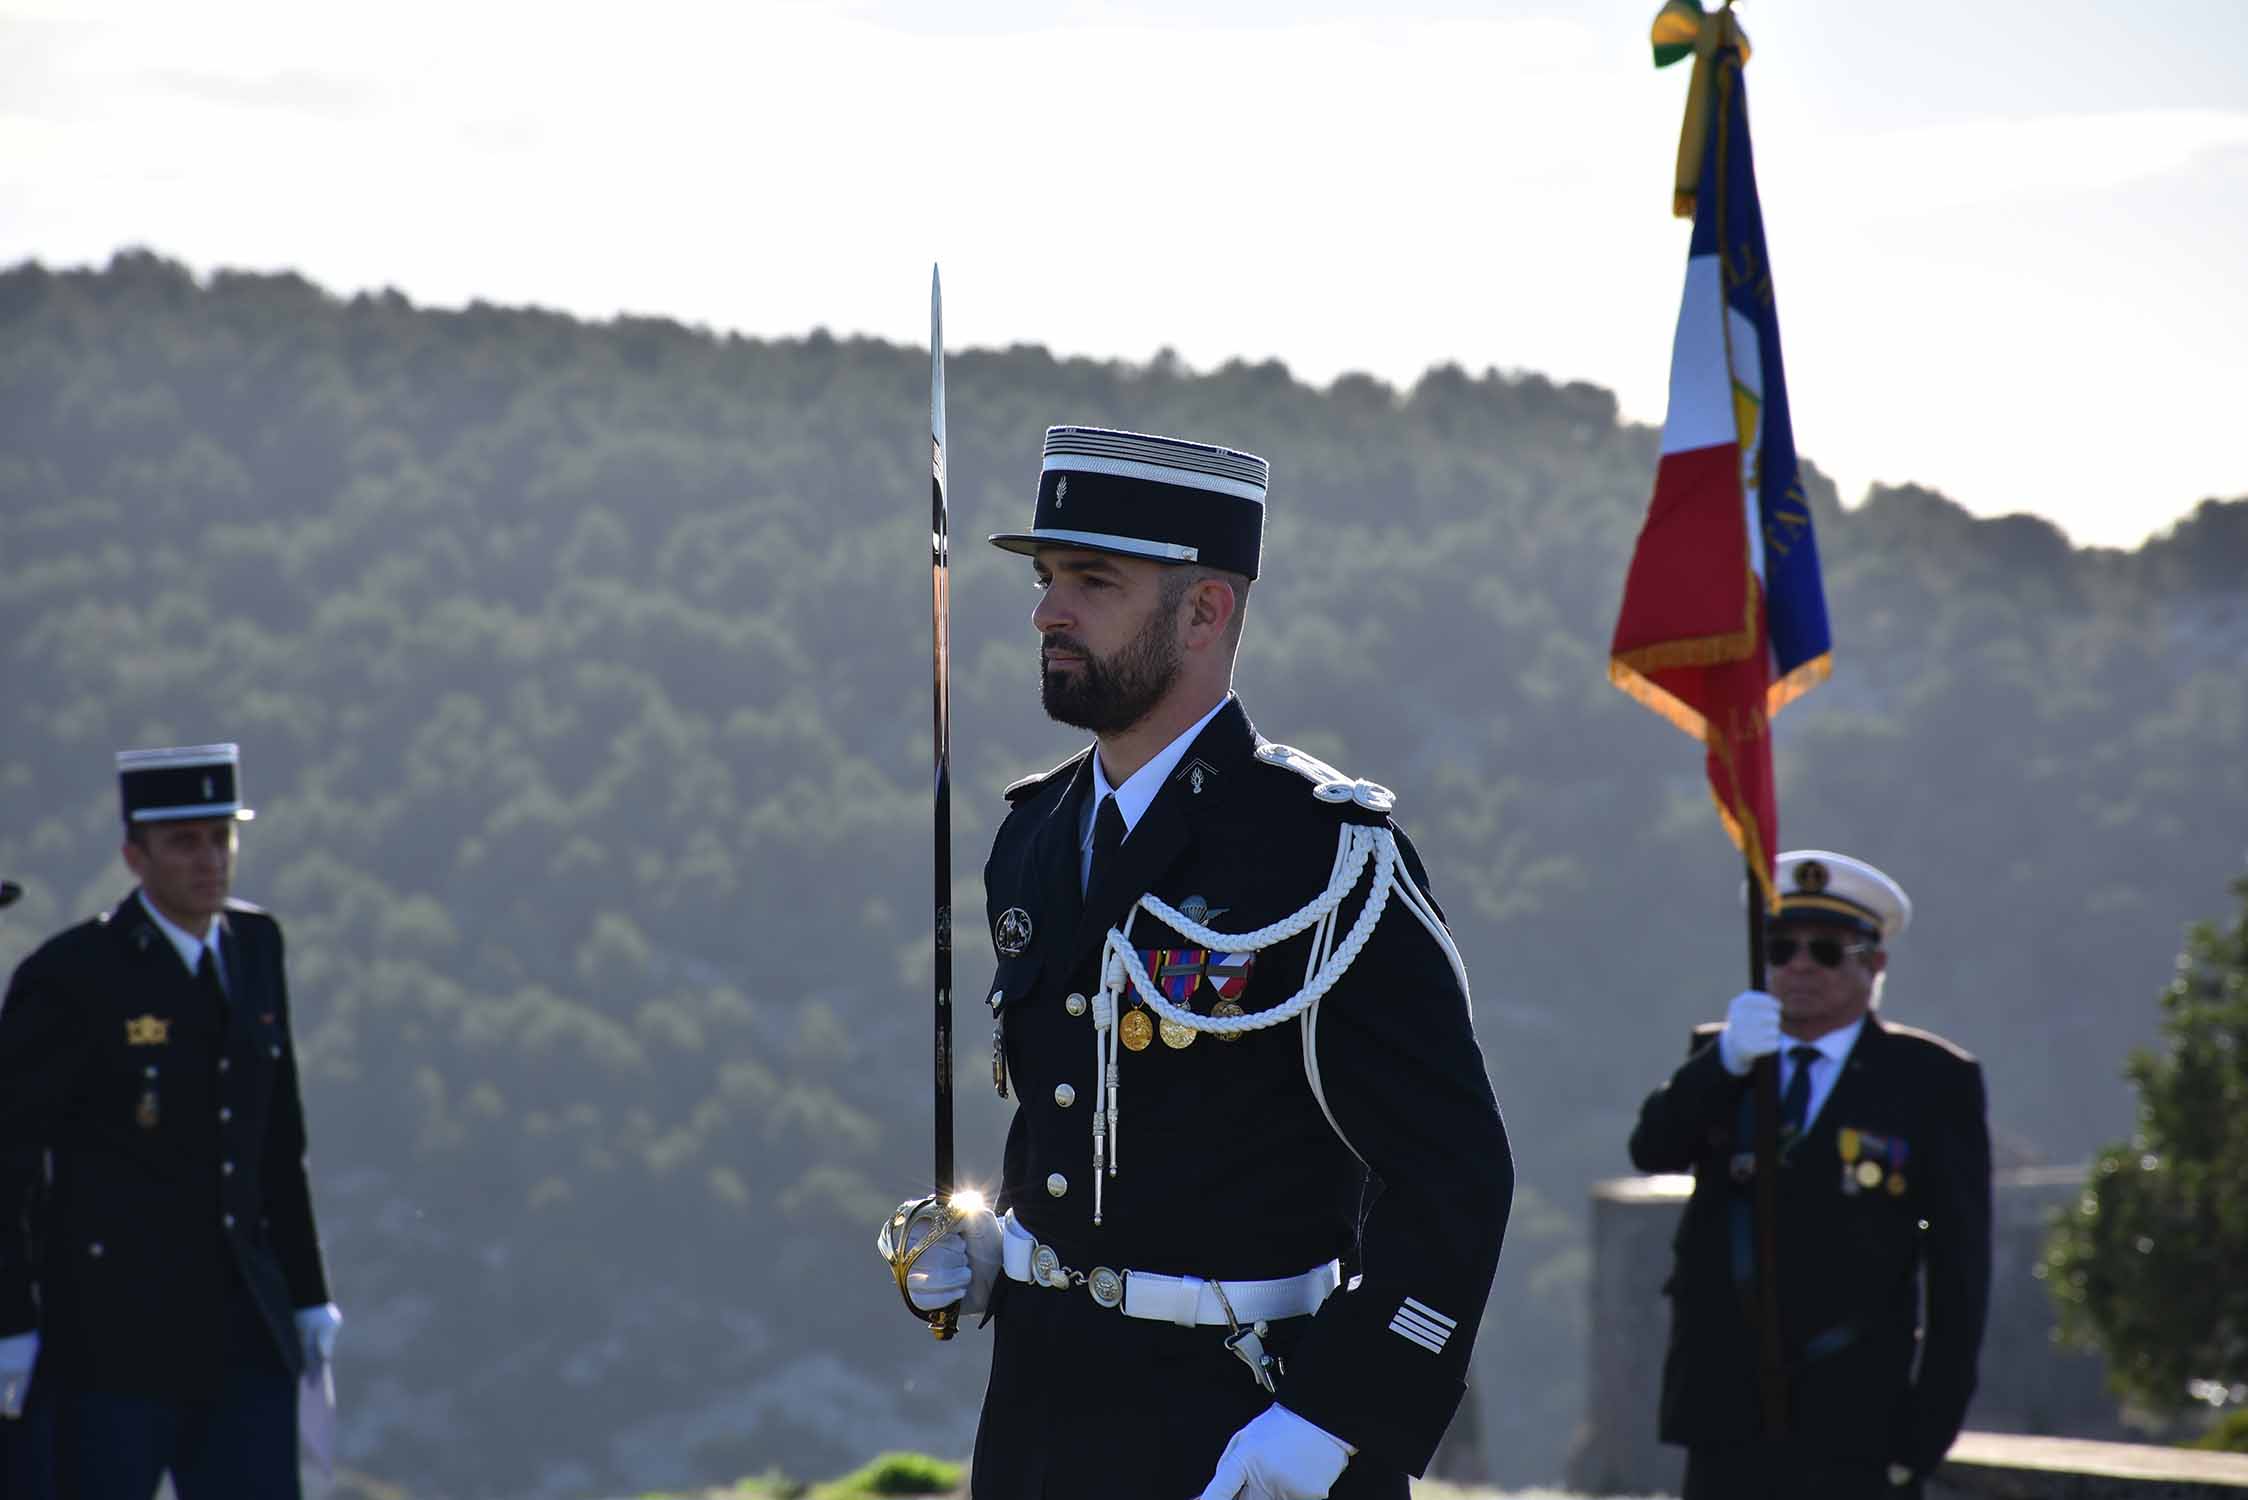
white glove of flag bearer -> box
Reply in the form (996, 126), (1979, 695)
(1195, 1403), (1355, 1500)
(903, 1205), (1001, 1319)
(1718, 988), (1784, 1076)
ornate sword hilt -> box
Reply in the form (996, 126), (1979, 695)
(877, 1192), (973, 1341)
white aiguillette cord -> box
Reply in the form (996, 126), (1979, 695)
(1087, 823), (1400, 1227)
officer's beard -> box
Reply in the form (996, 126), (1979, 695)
(1040, 602), (1183, 736)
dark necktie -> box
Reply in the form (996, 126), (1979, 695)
(1778, 1044), (1820, 1136)
(195, 944), (230, 1009)
(1086, 794), (1125, 895)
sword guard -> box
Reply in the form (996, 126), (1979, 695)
(877, 1192), (972, 1341)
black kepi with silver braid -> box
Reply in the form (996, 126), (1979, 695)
(988, 426), (1269, 579)
(116, 743), (256, 824)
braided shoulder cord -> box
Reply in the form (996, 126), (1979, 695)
(1098, 825), (1398, 1038)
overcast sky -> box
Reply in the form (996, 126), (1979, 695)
(4, 0), (2242, 547)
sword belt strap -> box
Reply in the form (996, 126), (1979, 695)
(1000, 1211), (1339, 1326)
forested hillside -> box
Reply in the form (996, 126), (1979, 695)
(2, 253), (2242, 1497)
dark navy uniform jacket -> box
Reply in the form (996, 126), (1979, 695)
(972, 699), (1512, 1498)
(0, 894), (331, 1395)
(1629, 1014), (1992, 1476)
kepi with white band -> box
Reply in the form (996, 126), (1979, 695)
(989, 425), (1268, 579)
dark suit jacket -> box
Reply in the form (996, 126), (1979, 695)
(971, 698), (1513, 1498)
(0, 1150), (37, 1340)
(1629, 1013), (1992, 1475)
(0, 893), (331, 1395)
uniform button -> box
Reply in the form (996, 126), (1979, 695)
(1065, 993), (1087, 1017)
(990, 990), (1004, 1011)
(222, 1161), (236, 1176)
(144, 1065), (158, 1079)
(88, 1242), (104, 1258)
(218, 1058), (231, 1073)
(223, 1213), (235, 1229)
(270, 1045), (281, 1059)
(1045, 1173), (1069, 1198)
(1053, 1084), (1076, 1108)
(218, 1107), (232, 1122)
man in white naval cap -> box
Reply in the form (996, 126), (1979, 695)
(1630, 851), (1992, 1500)
(0, 744), (340, 1498)
(878, 427), (1514, 1498)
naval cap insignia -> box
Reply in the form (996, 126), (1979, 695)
(202, 775), (215, 798)
(1054, 475), (1068, 507)
(994, 907), (1034, 957)
(1796, 859), (1829, 895)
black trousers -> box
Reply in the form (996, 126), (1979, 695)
(49, 1276), (299, 1500)
(0, 1397), (56, 1500)
(1685, 1442), (1919, 1500)
(971, 1278), (1409, 1500)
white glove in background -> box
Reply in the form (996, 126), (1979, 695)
(1194, 1403), (1354, 1500)
(1718, 989), (1784, 1076)
(295, 1302), (342, 1373)
(904, 1206), (1001, 1318)
(0, 1331), (34, 1419)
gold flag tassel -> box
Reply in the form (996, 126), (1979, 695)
(1652, 0), (1751, 219)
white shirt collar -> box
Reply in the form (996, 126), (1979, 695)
(136, 889), (225, 983)
(1790, 1013), (1866, 1068)
(1085, 694), (1233, 848)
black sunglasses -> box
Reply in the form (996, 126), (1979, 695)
(1767, 935), (1876, 969)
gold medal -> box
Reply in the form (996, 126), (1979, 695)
(1838, 1127), (1861, 1163)
(1857, 1160), (1883, 1190)
(1120, 1008), (1155, 1052)
(1887, 1172), (1907, 1196)
(1211, 998), (1245, 1041)
(1159, 1015), (1198, 1050)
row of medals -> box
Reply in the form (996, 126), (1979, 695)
(1119, 996), (1246, 1052)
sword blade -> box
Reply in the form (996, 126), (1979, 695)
(930, 264), (955, 1206)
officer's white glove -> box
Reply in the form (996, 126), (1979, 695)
(294, 1303), (342, 1375)
(0, 1331), (34, 1419)
(1718, 989), (1785, 1076)
(904, 1206), (1001, 1318)
(1194, 1403), (1354, 1500)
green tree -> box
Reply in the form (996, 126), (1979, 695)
(2045, 873), (2248, 1415)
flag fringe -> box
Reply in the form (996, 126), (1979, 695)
(1612, 626), (1758, 674)
(1706, 718), (1781, 913)
(1766, 651), (1832, 717)
(1608, 659), (1709, 742)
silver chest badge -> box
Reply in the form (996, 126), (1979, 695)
(994, 907), (1034, 957)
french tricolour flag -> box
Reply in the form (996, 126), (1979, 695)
(1610, 38), (1831, 906)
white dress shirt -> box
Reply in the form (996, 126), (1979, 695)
(137, 888), (229, 992)
(1078, 693), (1234, 889)
(1783, 1013), (1867, 1134)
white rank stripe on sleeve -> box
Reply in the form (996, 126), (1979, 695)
(1387, 1297), (1458, 1355)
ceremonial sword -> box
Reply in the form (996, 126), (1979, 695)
(929, 267), (961, 1341)
(879, 266), (975, 1340)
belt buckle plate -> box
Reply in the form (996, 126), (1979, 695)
(1087, 1266), (1124, 1308)
(1030, 1243), (1067, 1289)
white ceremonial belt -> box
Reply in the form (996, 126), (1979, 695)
(1001, 1211), (1339, 1325)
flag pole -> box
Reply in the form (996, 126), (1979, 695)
(1746, 863), (1786, 1436)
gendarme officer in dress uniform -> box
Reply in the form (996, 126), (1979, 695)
(1628, 852), (1992, 1500)
(881, 427), (1514, 1499)
(0, 745), (341, 1499)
